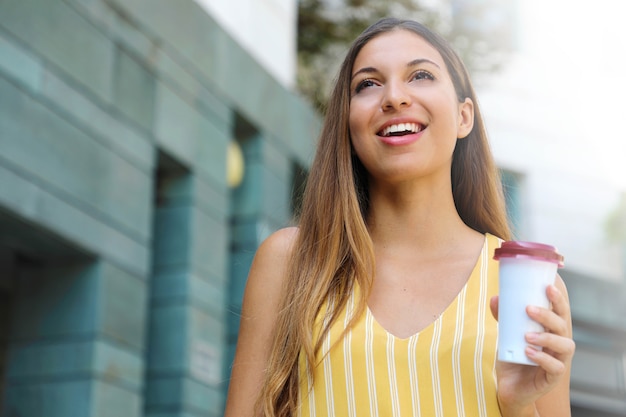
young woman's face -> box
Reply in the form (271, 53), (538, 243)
(348, 29), (473, 186)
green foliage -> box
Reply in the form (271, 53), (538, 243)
(297, 0), (514, 112)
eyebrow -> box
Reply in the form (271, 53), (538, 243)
(351, 58), (441, 80)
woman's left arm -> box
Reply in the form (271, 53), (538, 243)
(491, 276), (576, 417)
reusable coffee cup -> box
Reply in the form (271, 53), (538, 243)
(493, 241), (564, 366)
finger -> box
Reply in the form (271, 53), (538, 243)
(527, 305), (569, 336)
(525, 345), (568, 377)
(490, 295), (499, 321)
(546, 283), (571, 321)
(526, 332), (576, 359)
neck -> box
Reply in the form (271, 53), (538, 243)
(366, 177), (478, 253)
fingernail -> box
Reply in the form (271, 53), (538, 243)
(527, 306), (539, 315)
(526, 332), (539, 342)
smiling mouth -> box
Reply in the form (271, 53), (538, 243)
(378, 123), (424, 137)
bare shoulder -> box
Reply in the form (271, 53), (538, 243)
(242, 226), (299, 321)
(255, 226), (299, 262)
(248, 227), (298, 287)
(224, 227), (299, 416)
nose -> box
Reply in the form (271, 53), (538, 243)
(381, 80), (411, 111)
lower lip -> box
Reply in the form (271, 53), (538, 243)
(378, 131), (423, 146)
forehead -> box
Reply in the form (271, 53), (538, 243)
(352, 29), (445, 72)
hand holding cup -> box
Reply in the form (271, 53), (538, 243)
(494, 241), (564, 365)
(491, 241), (575, 416)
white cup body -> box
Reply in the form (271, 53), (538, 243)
(498, 257), (557, 365)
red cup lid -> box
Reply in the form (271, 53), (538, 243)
(493, 240), (564, 268)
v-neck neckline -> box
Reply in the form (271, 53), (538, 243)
(361, 234), (488, 341)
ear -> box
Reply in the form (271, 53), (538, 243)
(456, 97), (474, 139)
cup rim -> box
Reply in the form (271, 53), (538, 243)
(493, 240), (564, 268)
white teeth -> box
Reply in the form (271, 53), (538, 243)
(381, 123), (421, 136)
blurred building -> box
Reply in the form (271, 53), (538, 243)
(482, 78), (626, 416)
(194, 0), (298, 89)
(1, 1), (625, 417)
(0, 0), (317, 416)
(476, 0), (626, 415)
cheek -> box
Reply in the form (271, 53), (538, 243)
(348, 110), (367, 147)
(347, 123), (364, 160)
(348, 107), (358, 134)
(347, 113), (358, 155)
(348, 102), (371, 140)
(349, 132), (373, 172)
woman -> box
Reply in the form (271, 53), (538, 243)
(225, 18), (575, 417)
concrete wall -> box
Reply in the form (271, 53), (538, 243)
(0, 0), (319, 416)
(194, 0), (297, 88)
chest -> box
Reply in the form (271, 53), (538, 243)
(367, 250), (481, 339)
(299, 247), (502, 416)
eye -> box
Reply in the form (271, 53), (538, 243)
(354, 79), (378, 94)
(411, 70), (435, 82)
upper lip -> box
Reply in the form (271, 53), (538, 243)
(376, 118), (426, 137)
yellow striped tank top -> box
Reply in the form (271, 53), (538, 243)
(298, 234), (502, 416)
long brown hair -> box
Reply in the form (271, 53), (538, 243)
(259, 18), (511, 416)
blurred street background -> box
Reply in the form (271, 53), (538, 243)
(0, 0), (624, 416)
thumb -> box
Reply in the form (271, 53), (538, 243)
(490, 295), (499, 321)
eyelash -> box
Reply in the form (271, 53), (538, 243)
(412, 69), (435, 81)
(354, 79), (377, 94)
(353, 70), (435, 94)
